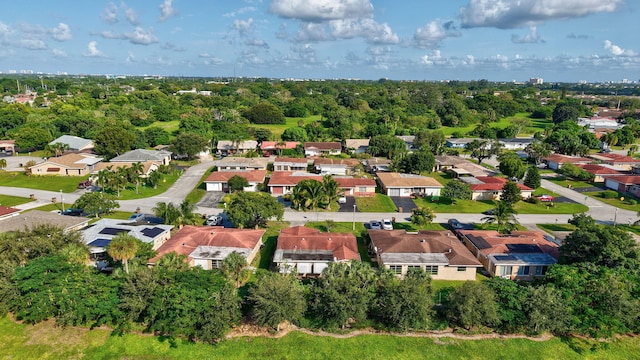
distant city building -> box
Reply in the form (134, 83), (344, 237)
(528, 77), (544, 85)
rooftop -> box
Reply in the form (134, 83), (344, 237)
(111, 149), (171, 162)
(205, 169), (267, 183)
(49, 135), (93, 150)
(458, 230), (559, 259)
(274, 226), (360, 262)
(0, 210), (89, 233)
(376, 172), (443, 188)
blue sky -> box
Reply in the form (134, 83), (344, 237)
(0, 0), (637, 82)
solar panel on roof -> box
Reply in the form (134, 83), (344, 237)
(88, 238), (112, 248)
(493, 254), (518, 261)
(99, 227), (129, 236)
(466, 234), (492, 250)
(141, 227), (165, 238)
(506, 243), (543, 253)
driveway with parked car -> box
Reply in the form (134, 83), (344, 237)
(337, 196), (359, 212)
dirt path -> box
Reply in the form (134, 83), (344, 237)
(225, 323), (553, 342)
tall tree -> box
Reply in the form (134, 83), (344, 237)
(465, 139), (502, 165)
(171, 132), (209, 159)
(225, 192), (284, 228)
(498, 152), (526, 180)
(72, 192), (120, 217)
(107, 233), (140, 274)
(441, 180), (472, 201)
(247, 273), (307, 331)
(481, 201), (519, 233)
(375, 267), (434, 330)
(129, 162), (144, 195)
(221, 252), (249, 288)
(447, 282), (500, 330)
(228, 175), (249, 193)
(500, 180), (522, 206)
(524, 142), (551, 165)
(523, 166), (541, 189)
(94, 127), (136, 160)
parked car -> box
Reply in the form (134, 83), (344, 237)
(77, 180), (93, 189)
(482, 208), (496, 215)
(447, 218), (464, 230)
(61, 208), (84, 216)
(205, 214), (223, 226)
(338, 195), (347, 204)
(382, 218), (393, 230)
(536, 194), (555, 202)
(369, 220), (382, 230)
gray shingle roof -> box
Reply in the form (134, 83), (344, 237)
(111, 149), (171, 162)
(49, 135), (93, 150)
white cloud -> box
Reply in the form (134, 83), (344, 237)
(294, 23), (331, 42)
(159, 0), (178, 21)
(126, 51), (136, 63)
(244, 38), (269, 48)
(511, 26), (544, 44)
(52, 48), (67, 58)
(270, 0), (374, 22)
(413, 20), (461, 49)
(161, 42), (186, 51)
(223, 6), (257, 18)
(460, 0), (624, 29)
(233, 18), (254, 36)
(420, 50), (442, 65)
(101, 2), (119, 24)
(51, 23), (72, 41)
(604, 40), (636, 56)
(144, 55), (173, 65)
(126, 27), (158, 45)
(20, 39), (47, 50)
(330, 19), (399, 45)
(122, 3), (140, 26)
(199, 53), (225, 65)
(84, 41), (105, 57)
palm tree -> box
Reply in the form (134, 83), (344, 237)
(129, 162), (144, 194)
(156, 252), (189, 272)
(152, 202), (181, 226)
(45, 142), (69, 157)
(481, 201), (519, 234)
(322, 175), (340, 208)
(59, 243), (90, 266)
(0, 158), (6, 170)
(97, 167), (113, 193)
(107, 233), (140, 274)
(292, 179), (327, 210)
(177, 200), (200, 227)
(114, 166), (130, 197)
(222, 251), (248, 288)
(276, 140), (286, 156)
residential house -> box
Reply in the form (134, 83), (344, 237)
(434, 155), (468, 172)
(577, 164), (625, 182)
(215, 157), (269, 171)
(216, 140), (258, 156)
(111, 149), (172, 166)
(314, 158), (361, 175)
(377, 172), (443, 197)
(304, 142), (342, 157)
(0, 210), (89, 233)
(49, 135), (94, 152)
(445, 138), (477, 148)
(457, 230), (559, 280)
(204, 169), (267, 192)
(498, 138), (535, 150)
(268, 171), (375, 197)
(260, 141), (300, 156)
(603, 175), (640, 196)
(368, 229), (482, 280)
(273, 157), (309, 172)
(589, 153), (640, 171)
(543, 154), (592, 170)
(0, 139), (16, 154)
(91, 161), (160, 178)
(460, 176), (534, 200)
(446, 161), (495, 178)
(0, 206), (20, 220)
(345, 139), (370, 154)
(149, 226), (265, 270)
(336, 177), (376, 197)
(363, 157), (392, 173)
(82, 218), (173, 256)
(273, 226), (360, 275)
(578, 117), (621, 131)
(396, 135), (417, 151)
(29, 153), (103, 176)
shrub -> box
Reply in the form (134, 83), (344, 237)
(600, 190), (619, 199)
(525, 196), (541, 204)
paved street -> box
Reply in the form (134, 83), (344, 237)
(2, 160), (637, 228)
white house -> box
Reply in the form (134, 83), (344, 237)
(203, 170), (267, 192)
(376, 172), (443, 197)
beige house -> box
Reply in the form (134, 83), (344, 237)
(314, 158), (361, 176)
(457, 230), (559, 281)
(215, 157), (269, 171)
(29, 153), (103, 176)
(377, 172), (443, 197)
(91, 161), (160, 178)
(204, 170), (267, 192)
(149, 226), (265, 270)
(368, 229), (481, 280)
(273, 157), (309, 171)
(464, 177), (534, 200)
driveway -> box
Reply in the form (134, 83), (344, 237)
(390, 197), (416, 213)
(572, 186), (606, 193)
(337, 196), (359, 212)
(197, 191), (225, 208)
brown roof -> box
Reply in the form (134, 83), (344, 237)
(313, 158), (360, 167)
(205, 169), (267, 183)
(0, 206), (20, 218)
(335, 177), (376, 187)
(0, 210), (89, 233)
(304, 142), (341, 150)
(276, 226), (360, 261)
(274, 157), (308, 164)
(458, 230), (559, 259)
(345, 139), (370, 148)
(369, 230), (481, 266)
(150, 225), (265, 263)
(603, 175), (640, 185)
(577, 164), (624, 175)
(377, 172), (443, 188)
(268, 171), (323, 186)
(590, 153), (640, 164)
(543, 154), (592, 164)
(471, 177), (533, 192)
(435, 155), (468, 166)
(38, 153), (95, 169)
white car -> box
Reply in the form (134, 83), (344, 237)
(205, 215), (223, 226)
(369, 220), (382, 230)
(338, 195), (347, 204)
(382, 218), (393, 230)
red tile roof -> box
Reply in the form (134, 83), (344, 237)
(592, 153), (640, 164)
(150, 226), (265, 263)
(274, 157), (308, 164)
(0, 205), (20, 217)
(268, 171), (323, 186)
(335, 177), (376, 187)
(577, 164), (624, 175)
(260, 141), (300, 150)
(603, 175), (640, 185)
(543, 154), (592, 164)
(471, 177), (533, 191)
(205, 169), (267, 183)
(304, 142), (342, 150)
(457, 230), (559, 259)
(276, 226), (360, 261)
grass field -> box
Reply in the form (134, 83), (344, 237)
(548, 178), (595, 189)
(0, 194), (32, 207)
(355, 193), (397, 212)
(392, 222), (447, 231)
(0, 172), (88, 193)
(100, 172), (181, 200)
(537, 223), (577, 233)
(247, 115), (321, 139)
(583, 191), (640, 212)
(438, 112), (551, 137)
(2, 316), (639, 360)
(414, 197), (496, 213)
(139, 120), (181, 135)
(512, 201), (588, 215)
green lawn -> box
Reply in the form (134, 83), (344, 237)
(3, 316), (638, 360)
(392, 222), (447, 231)
(24, 203), (63, 213)
(247, 115), (321, 139)
(428, 171), (454, 186)
(0, 194), (33, 207)
(253, 221), (291, 270)
(617, 225), (640, 236)
(355, 193), (397, 212)
(583, 191), (640, 212)
(438, 112), (549, 137)
(101, 172), (181, 200)
(0, 172), (88, 193)
(185, 166), (216, 204)
(513, 201), (588, 214)
(537, 223), (577, 233)
(139, 120), (181, 135)
(414, 197), (495, 213)
(548, 178), (595, 189)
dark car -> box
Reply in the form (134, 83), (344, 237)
(447, 218), (463, 230)
(482, 208), (496, 215)
(61, 208), (84, 216)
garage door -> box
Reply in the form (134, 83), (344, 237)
(389, 188), (401, 196)
(313, 263), (328, 274)
(297, 262), (312, 274)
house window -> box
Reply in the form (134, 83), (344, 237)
(517, 266), (530, 276)
(407, 265), (422, 273)
(425, 265), (439, 275)
(499, 266), (512, 277)
(535, 266), (548, 276)
(389, 265), (403, 274)
(457, 267), (466, 272)
(211, 260), (222, 269)
(358, 187), (367, 192)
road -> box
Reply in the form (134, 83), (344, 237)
(2, 159), (636, 227)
